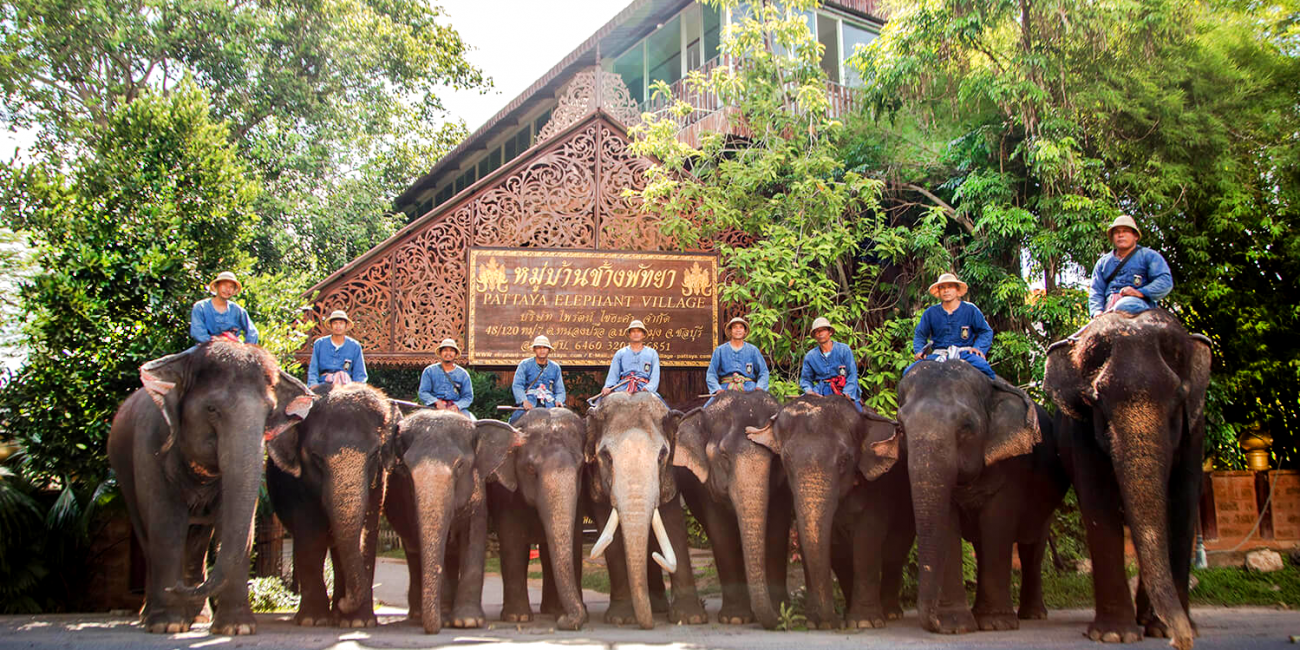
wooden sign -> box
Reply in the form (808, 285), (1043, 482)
(467, 248), (718, 366)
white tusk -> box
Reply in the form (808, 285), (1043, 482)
(651, 508), (678, 574)
(589, 509), (619, 559)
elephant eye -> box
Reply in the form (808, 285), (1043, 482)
(658, 446), (668, 463)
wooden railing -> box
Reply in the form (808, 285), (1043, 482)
(638, 54), (860, 131)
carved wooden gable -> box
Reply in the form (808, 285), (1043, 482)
(301, 111), (747, 366)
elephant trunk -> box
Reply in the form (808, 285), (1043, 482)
(1111, 419), (1195, 650)
(730, 449), (779, 629)
(789, 471), (838, 629)
(325, 448), (373, 616)
(607, 456), (658, 629)
(171, 420), (263, 600)
(413, 465), (455, 634)
(537, 463), (586, 629)
(909, 452), (963, 632)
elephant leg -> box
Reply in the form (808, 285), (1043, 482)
(441, 531), (461, 619)
(448, 509), (488, 628)
(403, 537), (424, 625)
(647, 560), (668, 613)
(972, 498), (1020, 631)
(765, 487), (793, 610)
(336, 482), (383, 628)
(845, 514), (887, 629)
(1139, 444), (1202, 640)
(496, 507), (534, 622)
(141, 505), (195, 634)
(1070, 421), (1143, 643)
(1017, 538), (1049, 620)
(182, 524), (214, 624)
(596, 506), (636, 625)
(539, 539), (562, 617)
(660, 498), (707, 625)
(881, 500), (916, 621)
(703, 500), (752, 624)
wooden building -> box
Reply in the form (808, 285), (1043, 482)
(299, 0), (884, 404)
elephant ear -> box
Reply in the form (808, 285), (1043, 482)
(858, 408), (902, 481)
(744, 412), (781, 454)
(1183, 336), (1212, 439)
(1044, 339), (1091, 420)
(265, 373), (318, 478)
(583, 407), (606, 464)
(667, 409), (709, 484)
(475, 420), (524, 491)
(380, 399), (404, 472)
(984, 379), (1041, 467)
(139, 348), (198, 454)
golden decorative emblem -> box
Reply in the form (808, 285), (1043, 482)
(475, 257), (509, 293)
(681, 261), (712, 297)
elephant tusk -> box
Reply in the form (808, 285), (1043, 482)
(651, 508), (678, 574)
(590, 508), (619, 559)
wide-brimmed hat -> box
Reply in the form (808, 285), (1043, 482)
(725, 316), (750, 334)
(626, 319), (647, 335)
(207, 271), (242, 294)
(928, 273), (969, 299)
(437, 338), (460, 354)
(1106, 214), (1142, 238)
(809, 317), (835, 336)
(530, 335), (553, 350)
(326, 309), (351, 325)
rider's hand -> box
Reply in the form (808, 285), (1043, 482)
(600, 387), (613, 397)
(523, 401), (533, 410)
(447, 404), (459, 413)
(914, 351), (924, 360)
(1120, 286), (1143, 298)
(971, 349), (986, 358)
(805, 389), (817, 395)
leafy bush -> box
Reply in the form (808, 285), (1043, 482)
(247, 577), (300, 613)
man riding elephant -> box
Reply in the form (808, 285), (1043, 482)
(306, 310), (368, 386)
(799, 317), (861, 411)
(906, 272), (996, 380)
(418, 338), (475, 419)
(189, 271), (258, 345)
(705, 317), (769, 403)
(509, 335), (566, 424)
(1088, 214), (1173, 318)
(597, 319), (662, 405)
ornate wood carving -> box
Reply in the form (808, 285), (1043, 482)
(537, 67), (642, 142)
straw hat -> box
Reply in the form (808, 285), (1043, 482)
(437, 338), (461, 354)
(207, 271), (242, 294)
(809, 317), (835, 336)
(1106, 214), (1142, 238)
(625, 319), (647, 335)
(530, 335), (553, 350)
(325, 310), (351, 324)
(725, 317), (750, 334)
(928, 273), (969, 299)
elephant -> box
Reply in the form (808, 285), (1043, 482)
(1045, 309), (1211, 650)
(863, 360), (1068, 635)
(107, 341), (316, 635)
(265, 383), (401, 628)
(584, 390), (706, 628)
(745, 394), (916, 630)
(665, 389), (794, 628)
(487, 407), (588, 630)
(384, 409), (520, 633)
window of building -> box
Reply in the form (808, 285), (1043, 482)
(533, 109), (552, 143)
(614, 43), (646, 105)
(435, 184), (453, 206)
(703, 4), (722, 63)
(840, 21), (877, 87)
(647, 15), (683, 94)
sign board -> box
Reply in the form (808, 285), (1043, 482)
(467, 248), (718, 366)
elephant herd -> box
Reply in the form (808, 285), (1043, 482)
(107, 309), (1211, 650)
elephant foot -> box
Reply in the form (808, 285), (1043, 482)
(717, 602), (754, 625)
(650, 592), (670, 614)
(447, 604), (485, 628)
(1142, 617), (1198, 640)
(1085, 619), (1144, 643)
(143, 610), (193, 634)
(975, 611), (1020, 631)
(500, 602), (533, 623)
(884, 602), (904, 621)
(210, 607), (258, 636)
(669, 597), (708, 625)
(335, 613), (378, 628)
(556, 608), (588, 631)
(1018, 601), (1049, 620)
(807, 617), (840, 631)
(845, 605), (887, 629)
(540, 599), (564, 617)
(921, 608), (977, 635)
(604, 600), (637, 625)
(293, 606), (335, 628)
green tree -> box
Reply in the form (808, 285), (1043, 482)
(630, 0), (950, 414)
(0, 84), (291, 483)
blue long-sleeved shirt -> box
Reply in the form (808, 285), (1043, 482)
(1088, 247), (1174, 317)
(912, 302), (994, 355)
(799, 342), (860, 402)
(603, 345), (661, 393)
(190, 298), (258, 344)
(418, 363), (474, 410)
(705, 342), (770, 393)
(511, 358), (566, 408)
(306, 336), (368, 385)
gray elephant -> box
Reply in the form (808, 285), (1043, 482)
(265, 383), (401, 628)
(384, 410), (520, 633)
(864, 361), (1068, 634)
(585, 391), (705, 628)
(746, 394), (916, 630)
(666, 389), (793, 628)
(107, 341), (316, 635)
(1045, 309), (1210, 650)
(487, 407), (588, 629)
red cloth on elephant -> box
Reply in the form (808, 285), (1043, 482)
(826, 375), (847, 396)
(623, 375), (649, 393)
